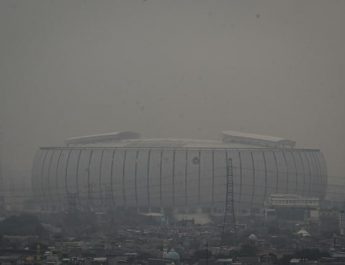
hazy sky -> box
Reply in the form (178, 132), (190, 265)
(1, 0), (344, 183)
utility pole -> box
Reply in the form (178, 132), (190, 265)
(222, 158), (236, 241)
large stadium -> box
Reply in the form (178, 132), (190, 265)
(31, 131), (327, 214)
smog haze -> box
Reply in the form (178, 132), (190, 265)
(1, 0), (345, 184)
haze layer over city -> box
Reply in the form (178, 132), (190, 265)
(1, 0), (344, 183)
(1, 1), (345, 265)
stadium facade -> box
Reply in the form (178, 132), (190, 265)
(31, 131), (327, 214)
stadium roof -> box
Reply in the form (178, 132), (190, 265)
(65, 131), (140, 145)
(62, 131), (297, 149)
(222, 130), (296, 148)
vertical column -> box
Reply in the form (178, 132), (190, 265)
(250, 152), (256, 210)
(40, 150), (49, 207)
(184, 151), (188, 207)
(262, 152), (268, 200)
(272, 151), (279, 193)
(42, 150), (54, 210)
(282, 151), (289, 194)
(297, 152), (306, 196)
(134, 150), (139, 208)
(238, 151), (243, 205)
(64, 150), (72, 210)
(64, 150), (72, 195)
(99, 150), (105, 208)
(75, 150), (82, 208)
(66, 150), (84, 209)
(304, 152), (312, 196)
(290, 151), (298, 194)
(87, 150), (94, 210)
(197, 151), (201, 205)
(54, 150), (63, 210)
(147, 150), (151, 210)
(112, 149), (127, 207)
(46, 150), (55, 210)
(110, 149), (116, 206)
(159, 150), (163, 208)
(319, 152), (328, 199)
(122, 150), (127, 207)
(311, 152), (322, 196)
(31, 150), (42, 205)
(172, 150), (176, 207)
(211, 150), (215, 206)
(213, 150), (227, 209)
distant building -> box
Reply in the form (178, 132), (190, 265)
(31, 131), (327, 214)
(265, 194), (320, 221)
(267, 194), (320, 209)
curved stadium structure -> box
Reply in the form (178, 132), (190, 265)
(32, 131), (327, 213)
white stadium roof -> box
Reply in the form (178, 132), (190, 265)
(65, 131), (140, 145)
(63, 130), (296, 149)
(222, 130), (296, 148)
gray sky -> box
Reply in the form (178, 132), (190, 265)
(1, 0), (344, 182)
